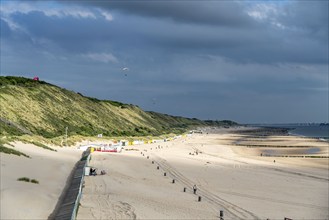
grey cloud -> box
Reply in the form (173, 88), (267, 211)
(1, 1), (328, 123)
(64, 1), (254, 27)
(11, 11), (111, 53)
(8, 10), (162, 53)
(6, 3), (328, 65)
(279, 1), (328, 36)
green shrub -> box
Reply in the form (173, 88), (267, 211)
(0, 121), (25, 136)
(17, 177), (39, 184)
(0, 76), (49, 87)
(31, 179), (39, 184)
(17, 177), (30, 182)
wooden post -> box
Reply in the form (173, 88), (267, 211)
(164, 172), (166, 176)
(183, 187), (186, 192)
(198, 196), (201, 202)
(172, 179), (175, 183)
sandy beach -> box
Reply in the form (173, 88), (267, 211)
(0, 142), (81, 220)
(1, 128), (327, 220)
(77, 128), (328, 220)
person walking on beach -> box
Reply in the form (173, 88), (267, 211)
(193, 184), (197, 194)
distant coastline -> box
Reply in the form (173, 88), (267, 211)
(248, 124), (329, 141)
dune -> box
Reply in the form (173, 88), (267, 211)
(0, 142), (81, 220)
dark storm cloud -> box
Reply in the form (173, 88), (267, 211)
(3, 1), (328, 65)
(66, 1), (254, 27)
(1, 1), (328, 123)
(57, 0), (328, 65)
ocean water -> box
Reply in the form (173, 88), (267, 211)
(288, 125), (329, 139)
(255, 124), (329, 140)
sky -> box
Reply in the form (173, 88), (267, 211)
(0, 0), (328, 124)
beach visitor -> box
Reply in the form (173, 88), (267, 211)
(193, 185), (197, 194)
(90, 168), (97, 176)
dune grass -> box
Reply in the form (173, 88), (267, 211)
(31, 179), (39, 184)
(17, 177), (39, 184)
(0, 144), (30, 158)
(17, 177), (30, 182)
(29, 141), (57, 152)
(0, 76), (236, 139)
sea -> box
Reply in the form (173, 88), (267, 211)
(251, 123), (329, 141)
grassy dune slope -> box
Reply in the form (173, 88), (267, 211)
(0, 76), (236, 138)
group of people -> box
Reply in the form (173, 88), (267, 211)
(189, 150), (201, 156)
